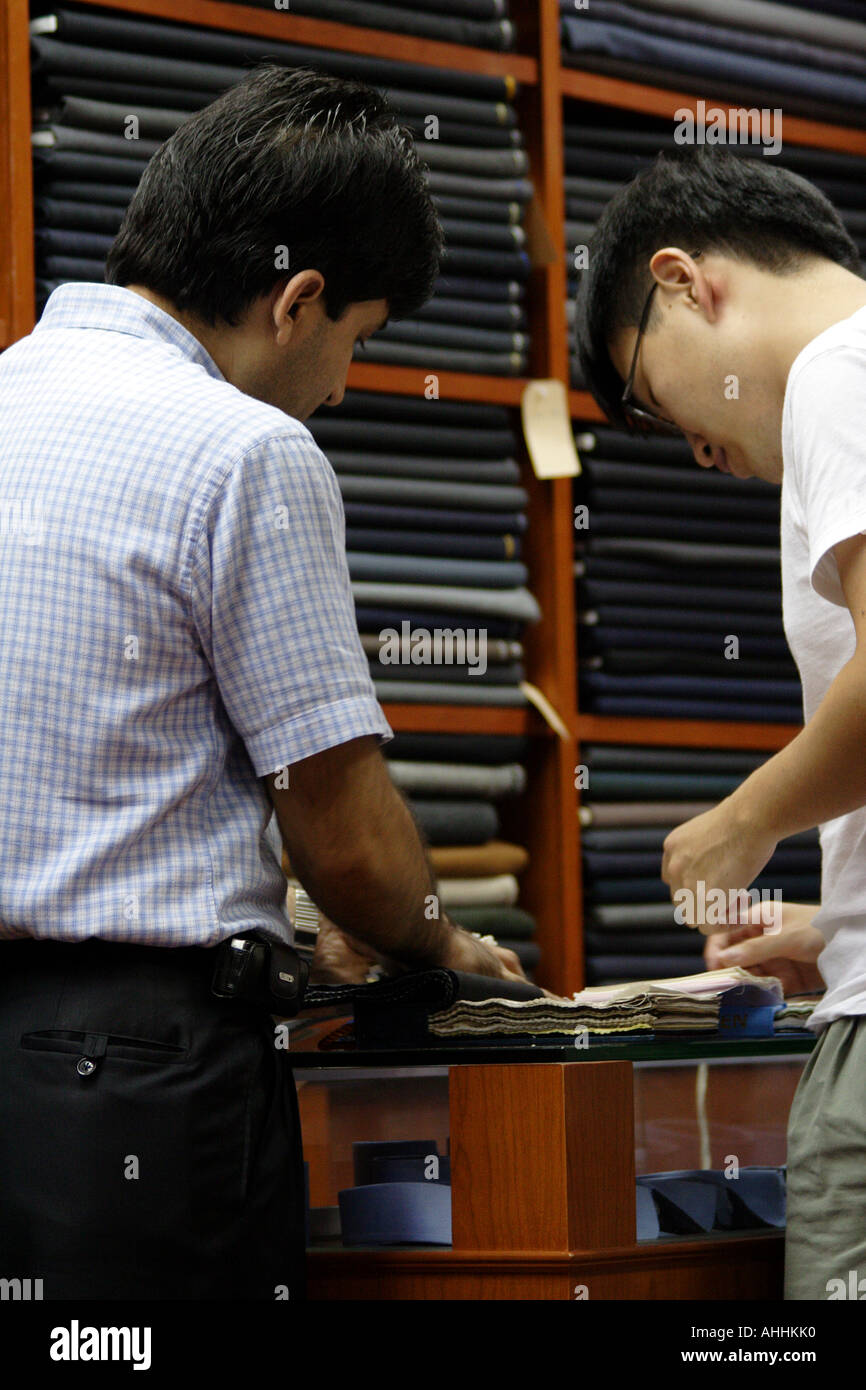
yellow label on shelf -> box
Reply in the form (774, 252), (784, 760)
(521, 379), (582, 479)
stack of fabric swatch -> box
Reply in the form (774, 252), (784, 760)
(306, 389), (540, 710)
(235, 0), (516, 51)
(572, 422), (803, 724)
(579, 742), (821, 984)
(385, 732), (538, 978)
(566, 107), (866, 387)
(559, 0), (866, 130)
(30, 5), (532, 372)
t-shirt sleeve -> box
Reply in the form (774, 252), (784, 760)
(788, 345), (866, 608)
(188, 428), (392, 776)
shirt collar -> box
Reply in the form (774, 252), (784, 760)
(35, 282), (226, 383)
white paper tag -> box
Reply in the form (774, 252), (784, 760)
(521, 379), (582, 479)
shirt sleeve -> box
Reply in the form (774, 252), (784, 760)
(188, 427), (392, 777)
(788, 344), (866, 609)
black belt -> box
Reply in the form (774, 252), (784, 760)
(2, 930), (309, 1017)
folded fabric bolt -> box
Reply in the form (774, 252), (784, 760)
(356, 341), (526, 375)
(583, 846), (819, 878)
(387, 761), (526, 797)
(586, 902), (709, 929)
(581, 771), (759, 801)
(238, 0), (513, 51)
(582, 605), (785, 638)
(338, 1182), (452, 1246)
(582, 744), (770, 774)
(363, 634), (524, 663)
(586, 955), (707, 982)
(387, 732), (530, 763)
(351, 583), (541, 623)
(310, 418), (514, 458)
(577, 537), (780, 570)
(369, 661), (524, 686)
(581, 672), (802, 702)
(585, 872), (817, 905)
(585, 650), (799, 681)
(349, 530), (520, 561)
(586, 697), (803, 722)
(437, 874), (520, 908)
(408, 799), (499, 845)
(376, 319), (527, 354)
(348, 554), (528, 589)
(450, 904), (535, 938)
(585, 931), (704, 954)
(373, 680), (527, 706)
(579, 801), (717, 827)
(575, 0), (866, 80)
(347, 504), (526, 535)
(579, 577), (784, 614)
(334, 452), (521, 483)
(581, 823), (819, 851)
(358, 611), (520, 642)
(428, 841), (529, 878)
(581, 626), (792, 662)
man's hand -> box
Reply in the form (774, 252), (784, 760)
(661, 796), (778, 933)
(309, 916), (384, 985)
(703, 899), (825, 996)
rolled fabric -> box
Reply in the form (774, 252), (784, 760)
(348, 553), (528, 589)
(580, 801), (716, 827)
(388, 760), (526, 798)
(387, 732), (530, 763)
(351, 582), (541, 623)
(370, 662), (525, 687)
(373, 680), (527, 705)
(451, 905), (536, 937)
(437, 874), (519, 907)
(409, 799), (499, 845)
(429, 840), (529, 878)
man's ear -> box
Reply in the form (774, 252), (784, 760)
(649, 247), (716, 320)
(272, 272), (326, 346)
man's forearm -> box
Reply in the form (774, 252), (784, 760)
(288, 788), (457, 968)
(728, 651), (866, 840)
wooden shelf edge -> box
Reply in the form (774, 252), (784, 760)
(346, 361), (530, 406)
(71, 0), (538, 83)
(307, 1230), (782, 1268)
(382, 702), (550, 735)
(570, 389), (605, 421)
(561, 67), (866, 157)
(577, 714), (802, 751)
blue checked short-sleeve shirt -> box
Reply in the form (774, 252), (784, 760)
(0, 282), (392, 946)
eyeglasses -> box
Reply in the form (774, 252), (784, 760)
(620, 253), (702, 437)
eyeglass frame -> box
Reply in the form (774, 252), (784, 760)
(620, 252), (702, 437)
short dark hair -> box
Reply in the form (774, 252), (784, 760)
(105, 63), (444, 326)
(575, 145), (861, 427)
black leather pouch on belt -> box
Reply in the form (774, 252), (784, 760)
(211, 933), (309, 1017)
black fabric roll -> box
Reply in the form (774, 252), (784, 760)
(355, 607), (520, 639)
(585, 955), (706, 982)
(232, 0), (514, 50)
(388, 732), (530, 762)
(36, 9), (514, 99)
(346, 529), (521, 560)
(345, 503), (526, 534)
(409, 800), (500, 845)
(584, 931), (704, 955)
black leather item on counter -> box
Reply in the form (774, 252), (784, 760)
(303, 968), (544, 1047)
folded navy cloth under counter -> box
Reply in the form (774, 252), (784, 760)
(637, 1167), (786, 1237)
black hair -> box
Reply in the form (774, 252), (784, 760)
(575, 145), (861, 427)
(105, 62), (444, 326)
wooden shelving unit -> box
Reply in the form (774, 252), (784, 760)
(3, 0), (857, 997)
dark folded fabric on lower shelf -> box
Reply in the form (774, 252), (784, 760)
(585, 931), (705, 955)
(580, 577), (784, 614)
(585, 955), (707, 982)
(582, 771), (760, 801)
(583, 847), (820, 878)
(581, 625), (793, 661)
(582, 744), (770, 774)
(581, 672), (802, 703)
(355, 608), (520, 639)
(369, 660), (524, 686)
(234, 0), (515, 50)
(387, 733), (530, 763)
(348, 529), (521, 560)
(450, 905), (536, 939)
(586, 696), (802, 722)
(337, 475), (527, 511)
(585, 650), (799, 680)
(355, 341), (526, 375)
(348, 553), (527, 589)
(585, 873), (820, 905)
(409, 800), (499, 846)
(374, 681), (527, 706)
(346, 504), (526, 535)
(309, 416), (514, 458)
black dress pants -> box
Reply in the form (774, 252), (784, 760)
(0, 936), (306, 1301)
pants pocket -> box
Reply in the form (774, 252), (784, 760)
(21, 1028), (188, 1068)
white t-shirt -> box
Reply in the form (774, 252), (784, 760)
(781, 304), (866, 1033)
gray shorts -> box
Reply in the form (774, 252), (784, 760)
(784, 1014), (866, 1300)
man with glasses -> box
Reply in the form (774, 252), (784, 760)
(576, 145), (866, 1299)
